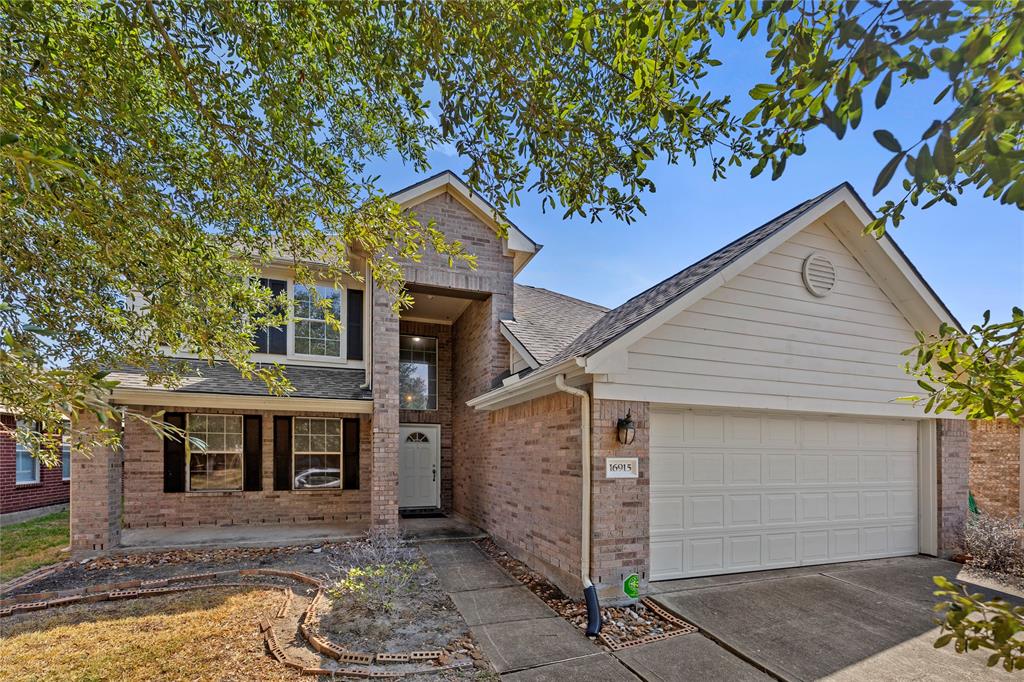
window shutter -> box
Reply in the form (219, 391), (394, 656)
(243, 415), (262, 491)
(343, 417), (360, 489)
(163, 412), (186, 493)
(255, 278), (288, 355)
(346, 289), (363, 360)
(273, 416), (292, 491)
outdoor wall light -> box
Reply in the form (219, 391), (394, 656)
(617, 411), (636, 445)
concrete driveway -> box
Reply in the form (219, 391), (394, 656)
(651, 555), (1021, 681)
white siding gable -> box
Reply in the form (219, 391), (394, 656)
(596, 221), (926, 418)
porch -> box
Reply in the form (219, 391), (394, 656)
(119, 515), (484, 550)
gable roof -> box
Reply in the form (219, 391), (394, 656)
(470, 181), (961, 409)
(390, 170), (541, 275)
(544, 184), (850, 366)
(502, 284), (608, 365)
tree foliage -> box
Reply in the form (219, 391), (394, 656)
(2, 0), (1022, 459)
(933, 576), (1024, 671)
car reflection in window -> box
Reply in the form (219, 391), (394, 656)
(294, 467), (341, 489)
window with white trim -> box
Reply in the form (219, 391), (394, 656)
(15, 420), (39, 484)
(293, 284), (343, 357)
(61, 427), (71, 481)
(187, 414), (244, 491)
(293, 417), (341, 489)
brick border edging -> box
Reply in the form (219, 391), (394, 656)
(1, 567), (472, 679)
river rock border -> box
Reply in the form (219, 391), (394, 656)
(1, 568), (472, 678)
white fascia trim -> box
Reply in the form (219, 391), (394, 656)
(584, 186), (958, 371)
(111, 388), (373, 414)
(499, 323), (541, 369)
(466, 359), (582, 410)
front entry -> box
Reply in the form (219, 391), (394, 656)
(399, 424), (440, 509)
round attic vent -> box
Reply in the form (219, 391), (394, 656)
(802, 252), (837, 297)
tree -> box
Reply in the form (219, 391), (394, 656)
(932, 576), (1024, 671)
(3, 1), (1022, 462)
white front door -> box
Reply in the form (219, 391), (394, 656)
(399, 424), (440, 508)
(649, 409), (919, 580)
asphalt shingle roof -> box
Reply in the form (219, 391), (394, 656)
(503, 284), (609, 364)
(109, 360), (371, 400)
(540, 183), (849, 365)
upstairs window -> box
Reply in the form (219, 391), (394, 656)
(294, 284), (343, 358)
(399, 335), (437, 410)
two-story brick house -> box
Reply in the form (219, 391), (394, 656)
(71, 172), (971, 605)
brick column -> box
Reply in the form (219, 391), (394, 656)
(371, 283), (400, 528)
(590, 399), (649, 604)
(937, 418), (970, 556)
(70, 412), (122, 553)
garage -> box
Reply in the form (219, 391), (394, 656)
(650, 408), (920, 580)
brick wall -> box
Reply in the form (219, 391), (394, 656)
(456, 390), (584, 595)
(398, 320), (453, 511)
(371, 282), (400, 528)
(1, 413), (70, 515)
(590, 399), (649, 604)
(969, 419), (1022, 518)
(120, 405), (371, 529)
(937, 419), (971, 556)
(71, 412), (122, 552)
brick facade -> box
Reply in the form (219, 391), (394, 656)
(70, 412), (123, 552)
(590, 399), (649, 604)
(398, 320), (453, 511)
(456, 390), (584, 596)
(371, 283), (400, 528)
(1, 413), (70, 515)
(937, 418), (971, 556)
(119, 405), (370, 529)
(969, 419), (1022, 519)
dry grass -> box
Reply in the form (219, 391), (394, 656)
(0, 586), (301, 681)
(0, 510), (69, 582)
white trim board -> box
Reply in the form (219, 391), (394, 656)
(112, 388), (373, 414)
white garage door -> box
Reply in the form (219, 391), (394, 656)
(650, 409), (919, 580)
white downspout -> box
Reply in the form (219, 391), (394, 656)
(555, 374), (601, 634)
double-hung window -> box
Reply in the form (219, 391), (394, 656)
(14, 420), (39, 484)
(399, 335), (437, 410)
(293, 284), (343, 358)
(61, 427), (71, 481)
(187, 414), (244, 491)
(293, 417), (342, 489)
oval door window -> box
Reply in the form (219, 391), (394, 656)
(406, 432), (430, 443)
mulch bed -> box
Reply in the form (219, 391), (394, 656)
(476, 539), (696, 650)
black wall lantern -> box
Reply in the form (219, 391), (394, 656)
(616, 410), (636, 445)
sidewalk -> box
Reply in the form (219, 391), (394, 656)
(418, 540), (639, 680)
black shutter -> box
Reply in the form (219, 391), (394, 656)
(243, 415), (262, 491)
(255, 278), (288, 355)
(273, 416), (292, 491)
(163, 412), (186, 493)
(342, 417), (360, 489)
(346, 289), (363, 360)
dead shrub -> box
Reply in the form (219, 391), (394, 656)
(328, 528), (424, 613)
(961, 512), (1024, 578)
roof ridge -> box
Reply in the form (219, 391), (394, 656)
(514, 283), (609, 312)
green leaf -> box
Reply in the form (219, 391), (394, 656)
(934, 128), (955, 175)
(875, 72), (892, 109)
(874, 152), (905, 195)
(873, 130), (902, 153)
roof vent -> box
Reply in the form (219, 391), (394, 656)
(802, 252), (836, 297)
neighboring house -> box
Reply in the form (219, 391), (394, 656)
(1, 413), (71, 522)
(71, 172), (970, 605)
(969, 419), (1023, 518)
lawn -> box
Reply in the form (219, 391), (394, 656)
(0, 510), (69, 582)
(0, 587), (300, 681)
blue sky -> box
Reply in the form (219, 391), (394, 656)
(372, 37), (1022, 328)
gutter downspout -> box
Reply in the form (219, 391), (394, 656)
(555, 374), (601, 636)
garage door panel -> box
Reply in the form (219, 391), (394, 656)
(650, 409), (919, 580)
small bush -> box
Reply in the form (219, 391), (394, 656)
(328, 528), (424, 613)
(961, 512), (1024, 578)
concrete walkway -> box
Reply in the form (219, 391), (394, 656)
(419, 540), (768, 681)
